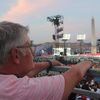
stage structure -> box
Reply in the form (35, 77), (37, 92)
(91, 17), (97, 54)
(47, 15), (64, 48)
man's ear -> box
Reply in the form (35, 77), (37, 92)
(10, 48), (20, 64)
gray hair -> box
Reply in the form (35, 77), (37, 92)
(0, 21), (29, 64)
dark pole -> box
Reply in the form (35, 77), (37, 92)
(62, 40), (67, 56)
(80, 40), (82, 54)
(80, 40), (84, 54)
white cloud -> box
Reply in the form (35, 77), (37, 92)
(0, 0), (54, 21)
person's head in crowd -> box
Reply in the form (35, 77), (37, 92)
(0, 21), (34, 77)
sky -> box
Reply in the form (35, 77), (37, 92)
(0, 0), (100, 44)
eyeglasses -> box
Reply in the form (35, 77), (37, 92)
(17, 42), (35, 54)
(17, 43), (34, 49)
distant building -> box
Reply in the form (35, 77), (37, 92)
(34, 42), (92, 56)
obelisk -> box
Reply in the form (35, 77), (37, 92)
(91, 17), (97, 53)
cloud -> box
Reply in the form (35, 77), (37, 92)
(0, 0), (54, 21)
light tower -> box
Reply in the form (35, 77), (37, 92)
(77, 34), (86, 54)
(62, 34), (70, 56)
(91, 17), (97, 54)
(47, 15), (63, 48)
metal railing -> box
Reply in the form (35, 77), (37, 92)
(50, 66), (100, 77)
(73, 88), (100, 100)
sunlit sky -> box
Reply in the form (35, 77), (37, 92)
(0, 0), (100, 44)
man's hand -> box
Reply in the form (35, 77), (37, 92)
(51, 60), (64, 66)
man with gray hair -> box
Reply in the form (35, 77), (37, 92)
(0, 21), (92, 100)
